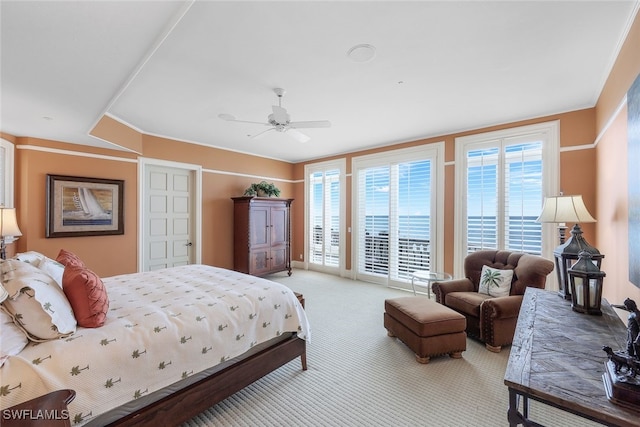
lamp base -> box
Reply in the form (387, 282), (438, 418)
(0, 238), (7, 260)
(558, 225), (567, 245)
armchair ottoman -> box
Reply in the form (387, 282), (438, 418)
(384, 297), (467, 364)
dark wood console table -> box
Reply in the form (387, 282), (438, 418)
(504, 288), (639, 426)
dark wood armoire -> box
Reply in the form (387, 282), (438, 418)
(232, 196), (293, 277)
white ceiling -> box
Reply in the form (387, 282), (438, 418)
(1, 1), (638, 163)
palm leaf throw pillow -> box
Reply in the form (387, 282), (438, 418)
(478, 265), (514, 297)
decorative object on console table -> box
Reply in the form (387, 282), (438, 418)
(46, 174), (124, 238)
(567, 251), (605, 315)
(601, 298), (640, 411)
(536, 194), (602, 300)
(0, 206), (22, 260)
(243, 181), (281, 198)
(232, 196), (293, 277)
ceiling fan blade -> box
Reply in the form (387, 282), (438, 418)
(218, 113), (269, 126)
(271, 105), (290, 123)
(289, 120), (331, 129)
(286, 128), (311, 143)
(250, 128), (275, 139)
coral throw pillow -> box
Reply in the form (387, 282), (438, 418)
(56, 249), (86, 269)
(62, 267), (109, 328)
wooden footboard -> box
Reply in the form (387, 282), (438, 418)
(108, 335), (306, 426)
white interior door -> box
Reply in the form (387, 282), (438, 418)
(141, 160), (201, 271)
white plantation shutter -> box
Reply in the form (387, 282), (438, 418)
(456, 121), (559, 277)
(393, 161), (432, 278)
(504, 140), (543, 254)
(467, 146), (499, 251)
(0, 145), (5, 205)
(0, 139), (15, 208)
(320, 169), (340, 267)
(309, 171), (324, 264)
(358, 165), (390, 276)
(306, 160), (345, 272)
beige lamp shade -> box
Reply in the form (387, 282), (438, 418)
(0, 207), (23, 237)
(536, 195), (596, 224)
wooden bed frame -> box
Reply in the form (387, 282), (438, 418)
(109, 334), (306, 426)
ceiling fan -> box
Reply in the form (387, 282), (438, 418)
(218, 88), (331, 143)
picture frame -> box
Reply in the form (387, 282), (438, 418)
(46, 174), (124, 238)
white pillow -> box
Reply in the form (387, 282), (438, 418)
(478, 265), (513, 298)
(13, 251), (46, 266)
(13, 251), (65, 288)
(1, 259), (76, 341)
(0, 309), (29, 366)
(37, 257), (65, 288)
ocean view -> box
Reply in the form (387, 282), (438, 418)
(315, 215), (542, 254)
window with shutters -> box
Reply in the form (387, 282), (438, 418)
(352, 143), (445, 290)
(305, 159), (345, 273)
(454, 121), (559, 276)
(1, 139), (15, 208)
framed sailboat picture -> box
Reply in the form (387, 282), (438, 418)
(46, 175), (124, 238)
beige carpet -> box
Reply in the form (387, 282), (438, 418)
(182, 269), (599, 426)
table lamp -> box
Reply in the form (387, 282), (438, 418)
(0, 207), (22, 260)
(536, 195), (602, 299)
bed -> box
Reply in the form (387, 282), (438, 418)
(0, 255), (309, 426)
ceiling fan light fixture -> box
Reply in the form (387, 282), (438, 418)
(347, 44), (376, 63)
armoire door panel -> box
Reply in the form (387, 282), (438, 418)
(270, 207), (288, 246)
(250, 206), (270, 247)
(271, 248), (287, 272)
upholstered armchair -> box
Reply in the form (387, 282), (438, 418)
(432, 250), (554, 352)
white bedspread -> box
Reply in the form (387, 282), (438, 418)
(0, 265), (309, 425)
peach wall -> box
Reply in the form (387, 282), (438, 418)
(596, 105), (640, 304)
(14, 137), (139, 277)
(597, 11), (640, 133)
(11, 134), (294, 277)
(594, 10), (640, 305)
(90, 115), (143, 154)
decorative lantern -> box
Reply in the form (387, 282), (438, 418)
(553, 225), (603, 300)
(567, 251), (606, 315)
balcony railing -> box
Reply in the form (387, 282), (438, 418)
(311, 226), (431, 277)
(363, 232), (430, 277)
